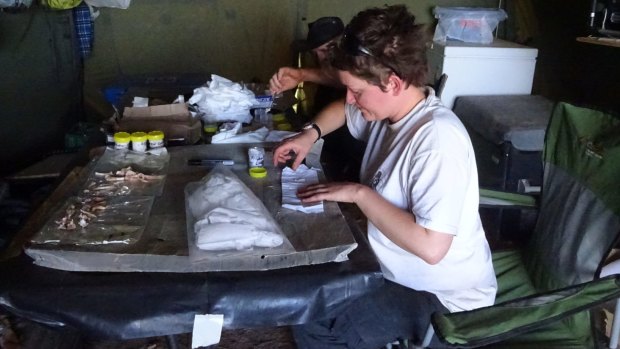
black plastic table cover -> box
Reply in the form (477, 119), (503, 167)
(0, 227), (382, 340)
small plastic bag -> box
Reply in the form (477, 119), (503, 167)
(433, 7), (507, 44)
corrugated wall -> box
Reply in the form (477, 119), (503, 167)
(83, 0), (498, 121)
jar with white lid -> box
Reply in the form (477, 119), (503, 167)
(130, 132), (148, 152)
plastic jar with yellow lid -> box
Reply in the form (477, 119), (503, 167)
(130, 132), (148, 152)
(276, 122), (293, 131)
(272, 113), (286, 125)
(113, 132), (131, 150)
(147, 130), (165, 149)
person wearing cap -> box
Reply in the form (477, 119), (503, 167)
(269, 16), (344, 95)
(273, 5), (496, 348)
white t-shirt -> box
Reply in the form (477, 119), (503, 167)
(346, 88), (497, 312)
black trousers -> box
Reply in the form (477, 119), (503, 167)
(293, 280), (449, 349)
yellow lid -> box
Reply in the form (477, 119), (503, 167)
(114, 132), (131, 143)
(203, 125), (218, 133)
(276, 122), (293, 131)
(249, 167), (267, 178)
(147, 130), (164, 141)
(130, 131), (148, 142)
(272, 113), (286, 123)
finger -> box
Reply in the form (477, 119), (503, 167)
(273, 150), (291, 166)
(299, 183), (323, 193)
(291, 153), (305, 170)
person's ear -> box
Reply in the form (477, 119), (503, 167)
(386, 74), (403, 95)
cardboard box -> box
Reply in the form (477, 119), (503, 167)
(120, 103), (201, 144)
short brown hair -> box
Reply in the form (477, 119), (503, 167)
(331, 5), (429, 90)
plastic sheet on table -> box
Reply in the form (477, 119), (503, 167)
(30, 195), (154, 246)
(79, 148), (169, 197)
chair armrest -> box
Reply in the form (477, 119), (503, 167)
(479, 188), (537, 208)
(431, 275), (620, 347)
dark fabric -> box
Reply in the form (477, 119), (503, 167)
(524, 102), (620, 292)
(293, 280), (448, 349)
(314, 85), (366, 182)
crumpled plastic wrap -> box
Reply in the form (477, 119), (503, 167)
(188, 75), (256, 124)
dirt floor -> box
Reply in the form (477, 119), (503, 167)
(1, 315), (297, 349)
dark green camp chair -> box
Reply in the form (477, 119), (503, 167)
(419, 102), (620, 348)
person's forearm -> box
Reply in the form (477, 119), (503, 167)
(308, 99), (346, 139)
(353, 185), (453, 264)
(300, 68), (341, 87)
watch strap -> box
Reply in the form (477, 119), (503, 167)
(303, 123), (322, 142)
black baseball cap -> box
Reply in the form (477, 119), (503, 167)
(297, 17), (345, 51)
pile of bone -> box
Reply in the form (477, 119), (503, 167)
(55, 196), (106, 230)
(83, 166), (163, 196)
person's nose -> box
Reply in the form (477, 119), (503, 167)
(345, 90), (356, 104)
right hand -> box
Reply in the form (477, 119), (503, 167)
(269, 67), (303, 95)
(272, 130), (316, 170)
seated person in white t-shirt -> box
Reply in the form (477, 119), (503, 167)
(272, 5), (497, 349)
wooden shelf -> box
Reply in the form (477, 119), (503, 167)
(577, 36), (620, 48)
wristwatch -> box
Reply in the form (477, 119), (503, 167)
(302, 122), (322, 143)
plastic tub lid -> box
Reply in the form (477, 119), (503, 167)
(276, 123), (293, 131)
(130, 132), (148, 142)
(114, 132), (131, 143)
(249, 167), (267, 178)
(147, 130), (164, 141)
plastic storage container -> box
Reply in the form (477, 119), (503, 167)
(130, 132), (148, 152)
(147, 130), (165, 149)
(113, 132), (131, 150)
(433, 7), (507, 44)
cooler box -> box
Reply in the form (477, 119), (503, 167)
(427, 39), (538, 109)
(453, 95), (554, 243)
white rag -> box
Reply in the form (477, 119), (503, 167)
(188, 74), (255, 124)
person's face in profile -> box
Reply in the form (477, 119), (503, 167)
(312, 40), (335, 65)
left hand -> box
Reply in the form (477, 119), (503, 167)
(297, 182), (364, 204)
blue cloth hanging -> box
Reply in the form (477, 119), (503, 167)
(72, 1), (93, 58)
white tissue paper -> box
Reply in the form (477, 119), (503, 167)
(188, 75), (256, 124)
(187, 167), (286, 251)
(281, 165), (324, 214)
